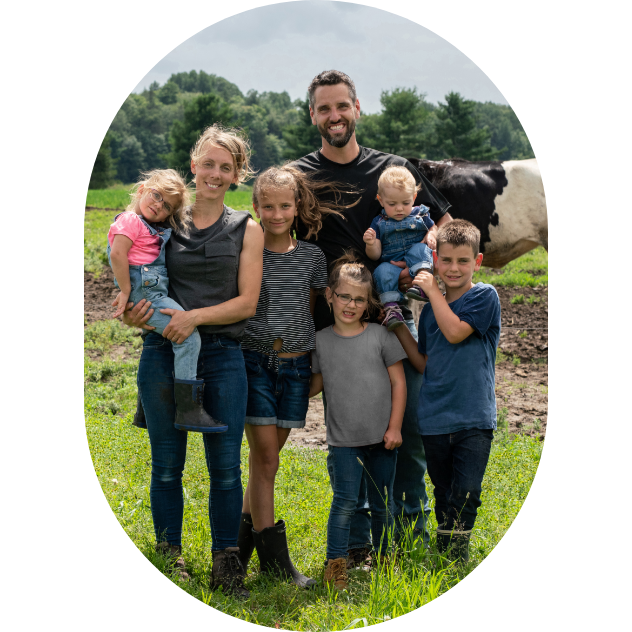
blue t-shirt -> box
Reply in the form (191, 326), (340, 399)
(417, 283), (501, 435)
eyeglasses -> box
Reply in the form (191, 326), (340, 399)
(147, 188), (172, 213)
(333, 291), (367, 307)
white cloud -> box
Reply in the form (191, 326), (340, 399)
(134, 1), (507, 112)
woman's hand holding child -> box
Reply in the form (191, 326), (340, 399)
(118, 298), (156, 331)
(161, 308), (197, 345)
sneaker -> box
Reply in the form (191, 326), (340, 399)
(381, 303), (404, 331)
(405, 286), (429, 302)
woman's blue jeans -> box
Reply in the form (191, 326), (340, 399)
(326, 443), (397, 560)
(137, 331), (247, 550)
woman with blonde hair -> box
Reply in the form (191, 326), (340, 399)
(123, 124), (264, 598)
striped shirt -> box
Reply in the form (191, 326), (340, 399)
(242, 241), (328, 359)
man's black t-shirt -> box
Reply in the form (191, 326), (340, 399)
(292, 146), (451, 330)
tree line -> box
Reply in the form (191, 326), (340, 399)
(90, 69), (535, 189)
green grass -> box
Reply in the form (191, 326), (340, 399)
(473, 247), (548, 287)
(86, 186), (253, 211)
(84, 320), (542, 629)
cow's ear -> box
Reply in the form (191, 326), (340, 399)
(474, 253), (484, 270)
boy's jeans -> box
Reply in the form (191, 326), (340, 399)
(325, 318), (431, 549)
(373, 242), (434, 304)
(421, 428), (493, 532)
(326, 443), (397, 560)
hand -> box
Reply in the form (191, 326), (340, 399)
(363, 228), (377, 245)
(390, 260), (414, 294)
(119, 298), (156, 330)
(424, 230), (437, 251)
(161, 308), (197, 345)
(112, 291), (130, 319)
(413, 269), (439, 296)
(383, 428), (402, 450)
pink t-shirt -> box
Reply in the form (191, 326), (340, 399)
(107, 212), (161, 265)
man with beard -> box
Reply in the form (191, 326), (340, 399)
(293, 70), (453, 563)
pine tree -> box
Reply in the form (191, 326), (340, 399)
(430, 92), (498, 161)
(89, 132), (116, 189)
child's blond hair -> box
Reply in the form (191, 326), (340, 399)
(327, 251), (380, 324)
(190, 123), (255, 185)
(253, 164), (358, 240)
(127, 169), (192, 232)
(377, 165), (420, 197)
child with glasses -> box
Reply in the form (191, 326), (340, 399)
(363, 165), (437, 331)
(236, 165), (355, 589)
(309, 253), (407, 591)
(107, 169), (226, 433)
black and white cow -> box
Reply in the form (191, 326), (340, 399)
(409, 158), (547, 268)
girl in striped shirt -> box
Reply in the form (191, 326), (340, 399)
(236, 165), (351, 588)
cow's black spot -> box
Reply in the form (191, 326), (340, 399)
(408, 158), (507, 253)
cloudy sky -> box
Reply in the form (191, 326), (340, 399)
(133, 1), (507, 113)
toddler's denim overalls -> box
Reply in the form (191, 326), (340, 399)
(372, 205), (434, 304)
(107, 213), (201, 380)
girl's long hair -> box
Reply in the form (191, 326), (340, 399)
(252, 164), (358, 240)
(327, 251), (380, 324)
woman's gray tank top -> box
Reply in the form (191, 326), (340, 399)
(166, 205), (250, 339)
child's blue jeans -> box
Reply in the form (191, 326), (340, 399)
(326, 443), (397, 559)
(129, 264), (200, 381)
(373, 242), (433, 304)
(421, 428), (493, 532)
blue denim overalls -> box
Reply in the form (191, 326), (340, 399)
(372, 205), (434, 304)
(107, 213), (201, 380)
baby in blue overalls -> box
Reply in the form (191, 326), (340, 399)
(363, 165), (437, 331)
(107, 169), (226, 433)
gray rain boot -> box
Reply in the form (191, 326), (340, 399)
(173, 378), (228, 433)
(237, 513), (255, 571)
(253, 520), (316, 589)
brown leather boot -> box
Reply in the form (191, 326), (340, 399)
(324, 558), (348, 590)
(210, 547), (249, 599)
(155, 542), (190, 581)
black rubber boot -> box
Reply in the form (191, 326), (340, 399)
(210, 547), (249, 599)
(132, 389), (147, 429)
(253, 520), (316, 589)
(436, 527), (471, 563)
(173, 379), (228, 433)
(237, 513), (255, 571)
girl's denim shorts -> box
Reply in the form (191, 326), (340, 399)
(243, 349), (311, 429)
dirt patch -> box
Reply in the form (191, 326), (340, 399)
(84, 267), (547, 443)
(85, 268), (119, 324)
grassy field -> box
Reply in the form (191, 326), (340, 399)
(473, 247), (548, 287)
(84, 320), (542, 629)
(86, 185), (254, 211)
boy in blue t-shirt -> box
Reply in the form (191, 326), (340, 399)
(392, 219), (501, 563)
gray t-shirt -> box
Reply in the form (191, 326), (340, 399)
(312, 323), (407, 447)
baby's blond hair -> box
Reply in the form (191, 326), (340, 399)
(127, 169), (192, 232)
(377, 165), (420, 197)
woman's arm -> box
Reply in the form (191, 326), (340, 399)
(161, 218), (264, 343)
(393, 326), (427, 374)
(384, 360), (406, 450)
